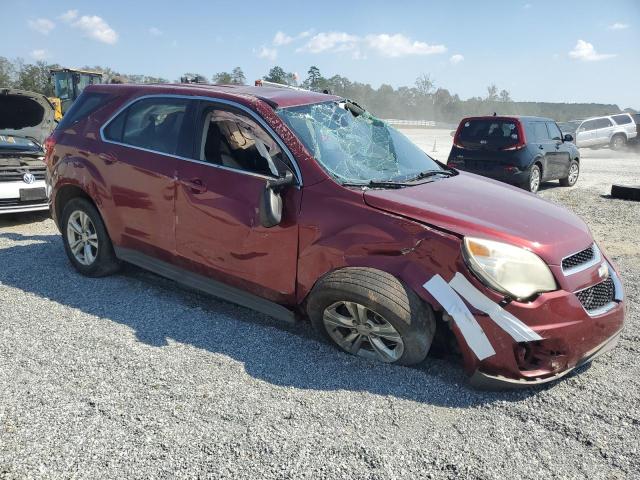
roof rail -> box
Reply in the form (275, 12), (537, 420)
(254, 79), (308, 92)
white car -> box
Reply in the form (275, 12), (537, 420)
(0, 88), (55, 214)
(575, 113), (637, 150)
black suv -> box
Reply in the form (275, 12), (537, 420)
(447, 116), (580, 193)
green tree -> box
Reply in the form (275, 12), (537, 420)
(303, 65), (327, 91)
(415, 73), (435, 97)
(231, 67), (246, 85)
(14, 60), (57, 96)
(0, 56), (14, 87)
(212, 71), (233, 84)
(263, 66), (287, 84)
(499, 89), (512, 102)
(486, 84), (499, 102)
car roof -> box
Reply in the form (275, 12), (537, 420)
(461, 115), (555, 123)
(87, 83), (341, 109)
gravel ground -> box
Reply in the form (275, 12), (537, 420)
(0, 134), (638, 479)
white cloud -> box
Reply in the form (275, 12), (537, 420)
(449, 54), (464, 64)
(30, 49), (48, 60)
(149, 27), (162, 36)
(569, 39), (616, 61)
(257, 45), (277, 61)
(59, 10), (78, 22)
(608, 22), (629, 30)
(273, 31), (294, 46)
(72, 15), (118, 44)
(28, 18), (55, 35)
(299, 31), (360, 53)
(365, 34), (446, 57)
(297, 31), (445, 58)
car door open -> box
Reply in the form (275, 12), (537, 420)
(174, 102), (300, 304)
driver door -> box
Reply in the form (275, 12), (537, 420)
(174, 101), (300, 304)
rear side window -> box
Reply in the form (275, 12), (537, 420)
(611, 114), (632, 125)
(104, 98), (189, 156)
(57, 92), (112, 130)
(528, 122), (550, 142)
(457, 119), (520, 148)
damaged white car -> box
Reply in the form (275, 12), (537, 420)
(0, 88), (56, 214)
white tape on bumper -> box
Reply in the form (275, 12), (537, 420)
(449, 273), (542, 343)
(423, 275), (496, 360)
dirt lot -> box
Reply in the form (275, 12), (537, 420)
(0, 131), (638, 479)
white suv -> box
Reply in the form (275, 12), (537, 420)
(575, 113), (637, 150)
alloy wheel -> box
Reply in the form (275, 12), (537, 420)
(322, 301), (405, 362)
(530, 167), (541, 193)
(66, 210), (99, 266)
(568, 163), (579, 185)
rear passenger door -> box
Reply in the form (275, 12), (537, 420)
(101, 96), (194, 259)
(595, 118), (614, 144)
(174, 100), (301, 304)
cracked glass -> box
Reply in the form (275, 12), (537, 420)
(277, 101), (443, 184)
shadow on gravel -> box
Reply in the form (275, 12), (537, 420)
(0, 232), (548, 407)
(0, 211), (51, 228)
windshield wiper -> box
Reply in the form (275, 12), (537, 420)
(342, 180), (412, 189)
(406, 169), (455, 182)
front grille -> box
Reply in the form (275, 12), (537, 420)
(562, 245), (595, 272)
(0, 198), (48, 208)
(575, 277), (615, 313)
(0, 165), (46, 182)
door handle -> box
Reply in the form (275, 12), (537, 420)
(182, 178), (207, 194)
(538, 145), (544, 150)
(98, 152), (117, 165)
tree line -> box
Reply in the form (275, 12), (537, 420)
(0, 57), (624, 123)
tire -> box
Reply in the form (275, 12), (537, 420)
(610, 134), (626, 151)
(559, 160), (579, 187)
(61, 197), (120, 277)
(306, 268), (435, 366)
(524, 164), (541, 193)
(611, 184), (640, 201)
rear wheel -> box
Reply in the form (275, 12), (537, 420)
(525, 164), (541, 193)
(610, 134), (626, 150)
(559, 160), (579, 187)
(307, 268), (435, 366)
(61, 197), (120, 277)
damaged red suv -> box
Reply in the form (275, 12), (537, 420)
(46, 84), (625, 388)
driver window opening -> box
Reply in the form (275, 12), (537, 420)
(200, 110), (281, 177)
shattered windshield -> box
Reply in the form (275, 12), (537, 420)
(277, 101), (445, 184)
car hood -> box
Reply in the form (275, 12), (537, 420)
(0, 88), (56, 146)
(363, 172), (593, 265)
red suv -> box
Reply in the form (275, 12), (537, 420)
(46, 84), (625, 388)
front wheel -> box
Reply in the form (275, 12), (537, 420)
(307, 268), (435, 366)
(559, 160), (580, 187)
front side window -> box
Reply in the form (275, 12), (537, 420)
(277, 101), (444, 184)
(199, 109), (284, 177)
(580, 120), (598, 131)
(104, 98), (188, 155)
(530, 122), (550, 142)
(546, 122), (563, 140)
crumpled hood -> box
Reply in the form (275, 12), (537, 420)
(0, 88), (56, 146)
(363, 172), (593, 265)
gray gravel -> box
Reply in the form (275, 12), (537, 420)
(0, 142), (638, 479)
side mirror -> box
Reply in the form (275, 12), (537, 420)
(564, 134), (574, 142)
(258, 171), (295, 228)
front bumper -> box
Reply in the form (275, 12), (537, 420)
(470, 329), (622, 389)
(0, 179), (49, 214)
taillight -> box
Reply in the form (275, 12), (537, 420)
(504, 165), (520, 173)
(44, 135), (57, 164)
(502, 143), (525, 151)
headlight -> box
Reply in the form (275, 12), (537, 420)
(462, 237), (557, 300)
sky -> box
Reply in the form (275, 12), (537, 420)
(1, 0), (639, 109)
